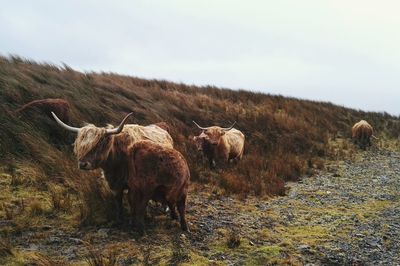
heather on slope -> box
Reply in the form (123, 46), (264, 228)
(1, 55), (399, 197)
(1, 55), (400, 264)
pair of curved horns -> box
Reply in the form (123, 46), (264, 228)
(51, 112), (133, 135)
(192, 120), (236, 131)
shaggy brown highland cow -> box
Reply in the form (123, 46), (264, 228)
(127, 140), (190, 232)
(51, 112), (174, 224)
(352, 120), (375, 149)
(193, 121), (245, 168)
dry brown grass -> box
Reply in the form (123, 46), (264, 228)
(25, 252), (68, 266)
(85, 242), (118, 266)
(227, 229), (241, 249)
(74, 173), (116, 226)
(3, 204), (14, 221)
(29, 199), (46, 216)
(1, 55), (400, 225)
(168, 235), (191, 265)
(49, 185), (72, 212)
(0, 238), (13, 257)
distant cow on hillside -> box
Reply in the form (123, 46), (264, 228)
(51, 112), (174, 224)
(193, 121), (245, 168)
(352, 120), (376, 149)
(16, 98), (71, 123)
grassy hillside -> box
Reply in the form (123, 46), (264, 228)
(0, 55), (400, 225)
(1, 55), (400, 188)
(0, 57), (400, 265)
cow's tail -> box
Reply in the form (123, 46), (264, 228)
(234, 143), (245, 161)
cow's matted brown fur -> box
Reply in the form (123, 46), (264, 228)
(71, 122), (173, 223)
(194, 126), (245, 168)
(127, 140), (190, 232)
(74, 124), (173, 161)
(352, 120), (374, 149)
(17, 98), (70, 122)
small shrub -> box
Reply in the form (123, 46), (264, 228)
(4, 205), (14, 220)
(169, 235), (191, 265)
(49, 186), (72, 212)
(76, 175), (115, 226)
(10, 174), (24, 187)
(29, 199), (46, 216)
(85, 243), (118, 266)
(219, 172), (248, 194)
(0, 238), (13, 257)
(26, 252), (67, 266)
(227, 229), (241, 249)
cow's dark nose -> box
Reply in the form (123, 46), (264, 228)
(79, 162), (88, 169)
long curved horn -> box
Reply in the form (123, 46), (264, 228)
(106, 112), (134, 135)
(51, 112), (80, 133)
(192, 120), (208, 130)
(222, 121), (236, 131)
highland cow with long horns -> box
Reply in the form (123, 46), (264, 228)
(51, 112), (174, 225)
(193, 121), (245, 168)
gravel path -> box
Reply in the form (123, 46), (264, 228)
(299, 149), (400, 265)
(188, 149), (400, 265)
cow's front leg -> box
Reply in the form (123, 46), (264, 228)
(208, 157), (216, 169)
(113, 189), (124, 225)
(134, 199), (148, 235)
(128, 189), (149, 235)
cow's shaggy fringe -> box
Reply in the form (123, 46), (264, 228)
(74, 125), (108, 159)
(74, 124), (174, 159)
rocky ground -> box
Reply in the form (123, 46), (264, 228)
(187, 148), (400, 265)
(1, 147), (400, 265)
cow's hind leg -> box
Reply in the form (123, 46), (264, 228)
(177, 195), (189, 232)
(361, 132), (367, 150)
(167, 202), (178, 220)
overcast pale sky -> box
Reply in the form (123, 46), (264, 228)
(1, 1), (399, 115)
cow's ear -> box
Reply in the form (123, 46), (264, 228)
(220, 131), (226, 136)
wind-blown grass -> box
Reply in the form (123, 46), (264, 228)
(1, 54), (399, 224)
